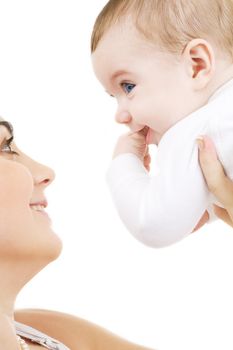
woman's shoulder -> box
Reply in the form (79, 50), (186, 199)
(15, 316), (70, 350)
(15, 309), (91, 350)
(15, 309), (153, 350)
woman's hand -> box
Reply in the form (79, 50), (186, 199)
(197, 136), (233, 227)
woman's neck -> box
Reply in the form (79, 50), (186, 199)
(0, 313), (22, 349)
(0, 258), (47, 318)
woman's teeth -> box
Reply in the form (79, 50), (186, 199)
(30, 205), (45, 211)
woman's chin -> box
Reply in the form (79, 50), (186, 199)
(43, 230), (63, 262)
(31, 211), (63, 259)
(29, 224), (63, 263)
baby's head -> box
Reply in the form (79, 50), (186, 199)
(91, 0), (233, 143)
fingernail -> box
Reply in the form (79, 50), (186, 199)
(196, 136), (204, 151)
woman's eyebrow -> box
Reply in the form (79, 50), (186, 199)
(0, 121), (14, 136)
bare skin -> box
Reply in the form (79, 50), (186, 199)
(198, 135), (233, 227)
(15, 309), (155, 350)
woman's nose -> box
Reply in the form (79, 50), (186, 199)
(33, 162), (55, 187)
(24, 155), (55, 187)
(115, 108), (132, 125)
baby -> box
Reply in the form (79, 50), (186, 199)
(91, 0), (233, 248)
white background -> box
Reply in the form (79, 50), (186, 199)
(0, 1), (233, 350)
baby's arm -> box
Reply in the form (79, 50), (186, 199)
(107, 121), (210, 248)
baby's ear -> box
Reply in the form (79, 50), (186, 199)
(182, 38), (215, 90)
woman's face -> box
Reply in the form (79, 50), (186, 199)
(0, 120), (62, 262)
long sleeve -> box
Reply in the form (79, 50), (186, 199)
(106, 80), (233, 248)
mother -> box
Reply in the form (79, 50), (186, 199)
(0, 117), (153, 350)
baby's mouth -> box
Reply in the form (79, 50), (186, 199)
(134, 125), (149, 135)
(130, 126), (155, 143)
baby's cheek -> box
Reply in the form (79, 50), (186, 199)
(135, 96), (157, 126)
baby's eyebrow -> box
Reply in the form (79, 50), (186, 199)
(110, 69), (128, 82)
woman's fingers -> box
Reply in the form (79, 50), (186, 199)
(198, 136), (225, 192)
(143, 154), (151, 171)
(213, 205), (233, 228)
(198, 136), (233, 224)
(192, 211), (209, 232)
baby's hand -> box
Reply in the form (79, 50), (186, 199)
(113, 127), (151, 171)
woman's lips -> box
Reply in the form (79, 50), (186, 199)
(30, 199), (48, 209)
(30, 204), (46, 211)
(30, 201), (51, 222)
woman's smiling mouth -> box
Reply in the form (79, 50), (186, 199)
(30, 199), (47, 211)
(30, 200), (51, 222)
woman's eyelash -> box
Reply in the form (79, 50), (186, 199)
(120, 82), (136, 94)
(1, 136), (19, 155)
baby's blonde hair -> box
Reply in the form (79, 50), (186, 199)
(91, 0), (233, 58)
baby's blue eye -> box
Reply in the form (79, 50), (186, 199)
(121, 82), (136, 94)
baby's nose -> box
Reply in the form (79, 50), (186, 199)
(115, 110), (132, 124)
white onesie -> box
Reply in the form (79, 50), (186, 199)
(106, 78), (233, 248)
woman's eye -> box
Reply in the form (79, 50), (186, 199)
(121, 82), (136, 94)
(0, 137), (18, 156)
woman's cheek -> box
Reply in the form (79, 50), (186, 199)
(0, 161), (34, 255)
(0, 159), (33, 207)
